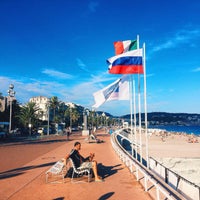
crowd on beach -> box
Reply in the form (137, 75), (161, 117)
(149, 128), (199, 143)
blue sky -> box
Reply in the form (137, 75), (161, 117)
(0, 0), (200, 116)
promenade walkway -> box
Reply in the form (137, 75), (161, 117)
(0, 131), (152, 200)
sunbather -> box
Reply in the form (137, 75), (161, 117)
(88, 134), (103, 143)
(66, 141), (103, 182)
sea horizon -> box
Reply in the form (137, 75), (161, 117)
(149, 125), (200, 136)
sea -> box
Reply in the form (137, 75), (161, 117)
(148, 125), (200, 136)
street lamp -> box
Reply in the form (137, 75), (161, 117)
(91, 109), (95, 131)
(82, 108), (89, 136)
(46, 99), (50, 136)
(102, 112), (106, 126)
(7, 84), (16, 133)
(70, 107), (72, 132)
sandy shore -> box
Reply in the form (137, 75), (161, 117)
(148, 131), (199, 157)
(147, 130), (200, 186)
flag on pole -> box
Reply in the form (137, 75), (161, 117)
(114, 40), (137, 55)
(92, 75), (129, 108)
(107, 48), (143, 74)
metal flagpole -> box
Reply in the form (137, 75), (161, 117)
(137, 35), (143, 163)
(133, 79), (138, 160)
(138, 74), (142, 163)
(129, 75), (134, 157)
(143, 42), (149, 168)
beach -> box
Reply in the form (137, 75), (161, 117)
(147, 130), (200, 186)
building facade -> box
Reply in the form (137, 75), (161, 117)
(29, 96), (49, 121)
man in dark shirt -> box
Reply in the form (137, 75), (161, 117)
(67, 141), (103, 182)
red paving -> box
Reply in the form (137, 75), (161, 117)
(0, 131), (152, 200)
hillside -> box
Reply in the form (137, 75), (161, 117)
(120, 112), (200, 126)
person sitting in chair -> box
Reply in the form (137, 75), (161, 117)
(66, 141), (104, 182)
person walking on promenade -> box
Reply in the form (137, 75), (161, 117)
(66, 141), (103, 182)
(66, 127), (70, 140)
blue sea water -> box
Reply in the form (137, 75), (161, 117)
(148, 125), (200, 136)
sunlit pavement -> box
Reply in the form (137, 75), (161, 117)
(0, 131), (151, 200)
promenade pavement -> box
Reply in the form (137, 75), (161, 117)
(0, 131), (152, 200)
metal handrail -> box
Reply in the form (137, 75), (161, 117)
(110, 130), (188, 200)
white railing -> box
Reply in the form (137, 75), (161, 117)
(149, 157), (200, 200)
(110, 130), (189, 200)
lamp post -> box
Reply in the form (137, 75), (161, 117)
(70, 107), (72, 132)
(102, 112), (105, 126)
(91, 109), (95, 131)
(82, 108), (89, 136)
(47, 99), (50, 136)
(7, 84), (16, 133)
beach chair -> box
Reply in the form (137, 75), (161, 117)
(45, 159), (68, 183)
(69, 158), (91, 183)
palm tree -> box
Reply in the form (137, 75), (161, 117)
(18, 102), (40, 135)
(71, 108), (80, 128)
(49, 96), (60, 123)
(88, 110), (96, 129)
(58, 102), (67, 123)
(65, 105), (80, 130)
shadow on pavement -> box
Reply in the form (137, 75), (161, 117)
(0, 161), (55, 180)
(0, 138), (67, 147)
(98, 192), (115, 200)
(53, 197), (65, 200)
(98, 163), (123, 179)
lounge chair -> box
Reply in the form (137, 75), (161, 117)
(69, 158), (91, 183)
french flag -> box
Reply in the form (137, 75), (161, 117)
(107, 48), (143, 74)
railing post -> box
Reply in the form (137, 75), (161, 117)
(136, 166), (139, 181)
(156, 186), (160, 200)
(144, 175), (148, 191)
(130, 162), (133, 173)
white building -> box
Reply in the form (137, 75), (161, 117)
(29, 96), (49, 121)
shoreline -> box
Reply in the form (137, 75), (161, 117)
(148, 125), (200, 136)
(147, 129), (200, 187)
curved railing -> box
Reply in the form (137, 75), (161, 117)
(149, 157), (200, 200)
(110, 129), (193, 200)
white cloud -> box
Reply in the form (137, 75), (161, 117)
(192, 67), (200, 72)
(0, 71), (133, 115)
(145, 73), (155, 78)
(76, 58), (90, 73)
(152, 28), (200, 52)
(42, 69), (74, 79)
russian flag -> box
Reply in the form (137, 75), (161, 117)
(114, 40), (137, 55)
(107, 48), (143, 74)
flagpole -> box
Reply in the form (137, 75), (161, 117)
(129, 75), (134, 157)
(133, 78), (138, 160)
(143, 42), (149, 168)
(137, 35), (142, 163)
(133, 35), (140, 161)
(138, 74), (143, 163)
